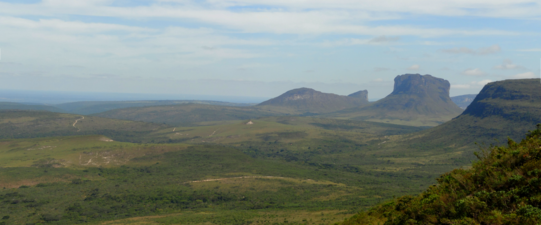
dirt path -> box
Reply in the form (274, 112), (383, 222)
(208, 129), (218, 137)
(73, 116), (84, 131)
(186, 176), (282, 183)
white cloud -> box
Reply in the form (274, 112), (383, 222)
(475, 79), (493, 85)
(452, 84), (472, 89)
(320, 36), (400, 47)
(371, 78), (386, 82)
(0, 16), (153, 33)
(368, 36), (400, 43)
(452, 79), (492, 89)
(0, 2), (522, 36)
(442, 44), (501, 55)
(462, 68), (486, 76)
(408, 64), (420, 70)
(494, 59), (522, 70)
(510, 72), (536, 79)
(203, 0), (541, 19)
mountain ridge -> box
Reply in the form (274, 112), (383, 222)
(257, 87), (369, 114)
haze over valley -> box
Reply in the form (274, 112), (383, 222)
(0, 0), (540, 224)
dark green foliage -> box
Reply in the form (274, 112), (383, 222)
(0, 144), (435, 224)
(343, 125), (541, 225)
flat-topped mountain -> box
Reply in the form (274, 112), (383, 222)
(257, 88), (369, 114)
(451, 94), (477, 109)
(331, 74), (463, 126)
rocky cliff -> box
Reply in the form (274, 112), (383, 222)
(331, 74), (463, 126)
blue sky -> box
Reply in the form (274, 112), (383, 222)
(0, 0), (539, 101)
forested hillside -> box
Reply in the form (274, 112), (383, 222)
(343, 126), (541, 225)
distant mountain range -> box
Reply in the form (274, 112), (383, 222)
(0, 74), (485, 127)
(329, 74), (463, 126)
(451, 94), (477, 109)
(0, 100), (253, 115)
(257, 88), (369, 114)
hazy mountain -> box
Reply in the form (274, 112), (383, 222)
(257, 88), (369, 114)
(331, 74), (463, 126)
(451, 94), (477, 109)
(0, 102), (65, 113)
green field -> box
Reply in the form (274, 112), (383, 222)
(0, 111), (445, 224)
(2, 78), (538, 225)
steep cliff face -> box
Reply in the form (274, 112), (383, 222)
(257, 88), (369, 114)
(462, 80), (541, 122)
(392, 74), (450, 97)
(348, 90), (369, 102)
(412, 78), (541, 150)
(374, 74), (458, 112)
(331, 74), (462, 126)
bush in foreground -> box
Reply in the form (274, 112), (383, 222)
(343, 125), (541, 225)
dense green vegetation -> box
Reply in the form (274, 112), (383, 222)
(0, 142), (436, 224)
(343, 126), (541, 225)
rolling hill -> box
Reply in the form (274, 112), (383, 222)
(257, 88), (369, 114)
(55, 100), (253, 115)
(330, 74), (463, 126)
(93, 104), (286, 126)
(0, 102), (64, 113)
(0, 110), (168, 142)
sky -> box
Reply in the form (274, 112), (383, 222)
(0, 0), (540, 102)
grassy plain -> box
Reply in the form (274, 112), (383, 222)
(0, 115), (442, 224)
(0, 110), (497, 225)
(0, 139), (424, 224)
(55, 100), (254, 115)
(0, 110), (168, 142)
(93, 104), (291, 126)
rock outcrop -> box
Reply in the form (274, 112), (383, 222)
(331, 74), (463, 126)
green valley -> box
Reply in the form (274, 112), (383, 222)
(1, 77), (540, 224)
